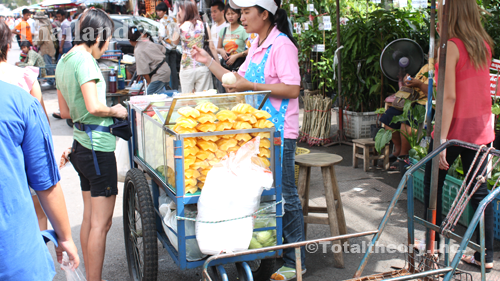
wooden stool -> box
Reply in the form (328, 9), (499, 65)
(352, 138), (389, 172)
(295, 153), (348, 268)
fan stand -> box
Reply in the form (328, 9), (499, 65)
(324, 0), (352, 147)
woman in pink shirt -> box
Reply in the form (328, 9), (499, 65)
(191, 0), (304, 279)
(422, 0), (495, 271)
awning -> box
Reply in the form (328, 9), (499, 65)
(40, 0), (79, 7)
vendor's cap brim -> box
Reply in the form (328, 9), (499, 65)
(229, 0), (278, 15)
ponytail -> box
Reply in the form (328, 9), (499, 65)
(256, 1), (298, 48)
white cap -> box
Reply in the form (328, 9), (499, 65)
(229, 0), (278, 15)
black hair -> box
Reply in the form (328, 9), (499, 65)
(256, 0), (297, 48)
(73, 12), (81, 19)
(224, 4), (241, 23)
(22, 9), (30, 16)
(156, 2), (168, 12)
(56, 9), (67, 18)
(20, 41), (32, 48)
(75, 8), (114, 50)
(128, 26), (153, 42)
(0, 20), (11, 62)
(210, 1), (225, 12)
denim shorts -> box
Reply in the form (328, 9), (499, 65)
(70, 140), (118, 197)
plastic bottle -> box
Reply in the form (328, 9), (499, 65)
(109, 67), (117, 93)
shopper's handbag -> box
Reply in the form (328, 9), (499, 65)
(392, 86), (418, 111)
(219, 27), (245, 72)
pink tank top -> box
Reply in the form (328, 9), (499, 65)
(434, 38), (494, 145)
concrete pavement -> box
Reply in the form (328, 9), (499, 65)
(8, 39), (500, 280)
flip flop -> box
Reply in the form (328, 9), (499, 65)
(270, 266), (307, 281)
(461, 255), (492, 273)
(52, 112), (62, 119)
(387, 160), (399, 171)
(389, 154), (398, 162)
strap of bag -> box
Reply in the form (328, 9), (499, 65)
(222, 27), (227, 42)
(149, 50), (167, 78)
(74, 122), (110, 176)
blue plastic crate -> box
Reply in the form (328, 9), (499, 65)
(493, 196), (500, 241)
(409, 158), (474, 227)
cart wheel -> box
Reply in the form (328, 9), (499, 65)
(123, 168), (158, 281)
(248, 259), (276, 281)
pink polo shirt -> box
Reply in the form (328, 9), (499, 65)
(238, 26), (300, 139)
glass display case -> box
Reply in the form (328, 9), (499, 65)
(129, 91), (279, 199)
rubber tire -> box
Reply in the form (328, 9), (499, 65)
(251, 258), (276, 281)
(123, 168), (158, 281)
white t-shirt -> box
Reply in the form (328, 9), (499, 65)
(211, 21), (228, 48)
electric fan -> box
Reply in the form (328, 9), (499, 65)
(380, 39), (425, 82)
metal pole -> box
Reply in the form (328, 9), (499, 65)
(427, 0), (450, 256)
(336, 0), (343, 138)
(426, 0), (436, 136)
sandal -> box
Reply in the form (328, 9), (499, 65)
(461, 255), (492, 273)
(52, 112), (62, 119)
(413, 239), (441, 257)
(388, 160), (399, 171)
(270, 266), (307, 281)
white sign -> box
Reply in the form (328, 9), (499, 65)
(308, 4), (314, 11)
(371, 0), (381, 3)
(304, 22), (309, 30)
(398, 0), (407, 7)
(413, 0), (427, 8)
(290, 4), (294, 12)
(318, 23), (324, 31)
(324, 22), (332, 30)
(294, 6), (298, 13)
(314, 44), (325, 52)
(323, 16), (331, 23)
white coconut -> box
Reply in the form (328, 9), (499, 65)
(222, 72), (237, 85)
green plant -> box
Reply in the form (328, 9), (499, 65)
(482, 7), (500, 59)
(339, 9), (429, 112)
(375, 100), (426, 158)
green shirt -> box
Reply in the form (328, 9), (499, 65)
(56, 50), (115, 152)
(219, 25), (248, 55)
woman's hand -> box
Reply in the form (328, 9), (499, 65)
(439, 149), (449, 170)
(226, 54), (239, 66)
(404, 74), (423, 88)
(222, 72), (252, 93)
(111, 104), (128, 119)
(219, 50), (229, 61)
(191, 46), (211, 65)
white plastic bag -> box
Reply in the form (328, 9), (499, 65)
(61, 252), (86, 281)
(116, 138), (131, 182)
(161, 202), (206, 261)
(196, 137), (274, 255)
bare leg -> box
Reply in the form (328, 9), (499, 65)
(400, 124), (413, 155)
(386, 126), (401, 157)
(80, 191), (92, 280)
(86, 195), (116, 281)
(32, 195), (48, 231)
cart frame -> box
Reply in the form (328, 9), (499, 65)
(124, 95), (285, 280)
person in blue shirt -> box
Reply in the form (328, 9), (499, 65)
(0, 81), (79, 280)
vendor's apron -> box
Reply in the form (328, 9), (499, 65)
(244, 33), (289, 164)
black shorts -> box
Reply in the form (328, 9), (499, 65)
(379, 106), (403, 130)
(70, 140), (118, 197)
